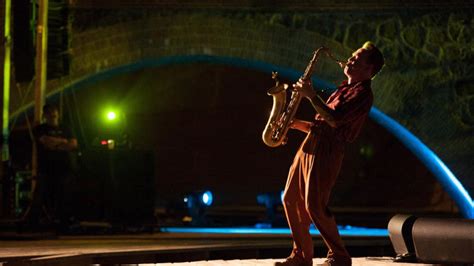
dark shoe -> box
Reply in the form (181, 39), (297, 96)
(275, 254), (312, 266)
(394, 253), (417, 262)
(316, 257), (351, 266)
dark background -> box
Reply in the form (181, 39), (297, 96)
(9, 64), (458, 226)
(1, 0), (471, 224)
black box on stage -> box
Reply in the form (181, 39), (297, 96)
(388, 214), (418, 262)
(76, 149), (155, 224)
(412, 217), (474, 264)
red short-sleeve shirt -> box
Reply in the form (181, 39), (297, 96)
(302, 80), (373, 154)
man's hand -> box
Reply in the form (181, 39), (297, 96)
(39, 136), (69, 150)
(293, 78), (317, 99)
(40, 136), (63, 149)
(293, 78), (338, 126)
(289, 119), (314, 133)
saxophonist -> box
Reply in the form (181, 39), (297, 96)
(275, 42), (384, 266)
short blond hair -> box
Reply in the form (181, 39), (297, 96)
(362, 41), (385, 77)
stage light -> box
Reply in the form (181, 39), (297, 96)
(107, 111), (117, 121)
(99, 139), (115, 149)
(183, 190), (215, 226)
(201, 190), (213, 206)
(359, 144), (374, 159)
(257, 191), (283, 207)
(107, 139), (115, 150)
(102, 108), (121, 124)
(257, 191), (284, 226)
(183, 190), (214, 208)
(95, 107), (130, 149)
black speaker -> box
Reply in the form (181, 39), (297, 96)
(13, 0), (70, 82)
(412, 218), (474, 264)
(77, 149), (155, 224)
(13, 0), (35, 82)
(47, 0), (70, 79)
(387, 214), (418, 262)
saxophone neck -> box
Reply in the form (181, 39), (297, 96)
(302, 47), (345, 80)
(302, 47), (324, 80)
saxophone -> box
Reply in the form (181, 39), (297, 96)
(262, 47), (345, 147)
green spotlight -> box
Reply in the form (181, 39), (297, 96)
(107, 111), (117, 121)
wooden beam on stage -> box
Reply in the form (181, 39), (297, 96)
(5, 254), (93, 266)
(0, 234), (395, 265)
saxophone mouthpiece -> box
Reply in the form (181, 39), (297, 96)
(337, 61), (347, 69)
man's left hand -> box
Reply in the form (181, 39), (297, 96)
(40, 136), (68, 150)
(293, 78), (316, 99)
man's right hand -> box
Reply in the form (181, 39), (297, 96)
(293, 78), (317, 100)
(39, 136), (67, 150)
(289, 119), (314, 133)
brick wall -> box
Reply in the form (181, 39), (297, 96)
(70, 0), (474, 10)
(7, 5), (474, 199)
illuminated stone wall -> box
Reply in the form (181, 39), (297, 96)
(9, 5), (474, 197)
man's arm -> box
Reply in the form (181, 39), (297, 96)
(293, 79), (338, 127)
(55, 137), (78, 151)
(289, 119), (314, 133)
(306, 94), (338, 127)
(54, 127), (78, 151)
(295, 79), (372, 129)
(39, 135), (78, 151)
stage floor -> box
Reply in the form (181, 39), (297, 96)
(0, 227), (415, 266)
(152, 258), (439, 265)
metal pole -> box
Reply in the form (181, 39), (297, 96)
(32, 0), (48, 177)
(2, 0), (12, 162)
(1, 0), (12, 217)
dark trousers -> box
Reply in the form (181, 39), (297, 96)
(23, 171), (74, 226)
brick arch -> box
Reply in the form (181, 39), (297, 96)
(9, 13), (472, 218)
(13, 53), (473, 218)
(11, 14), (349, 116)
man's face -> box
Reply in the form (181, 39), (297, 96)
(343, 48), (373, 79)
(44, 109), (59, 124)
